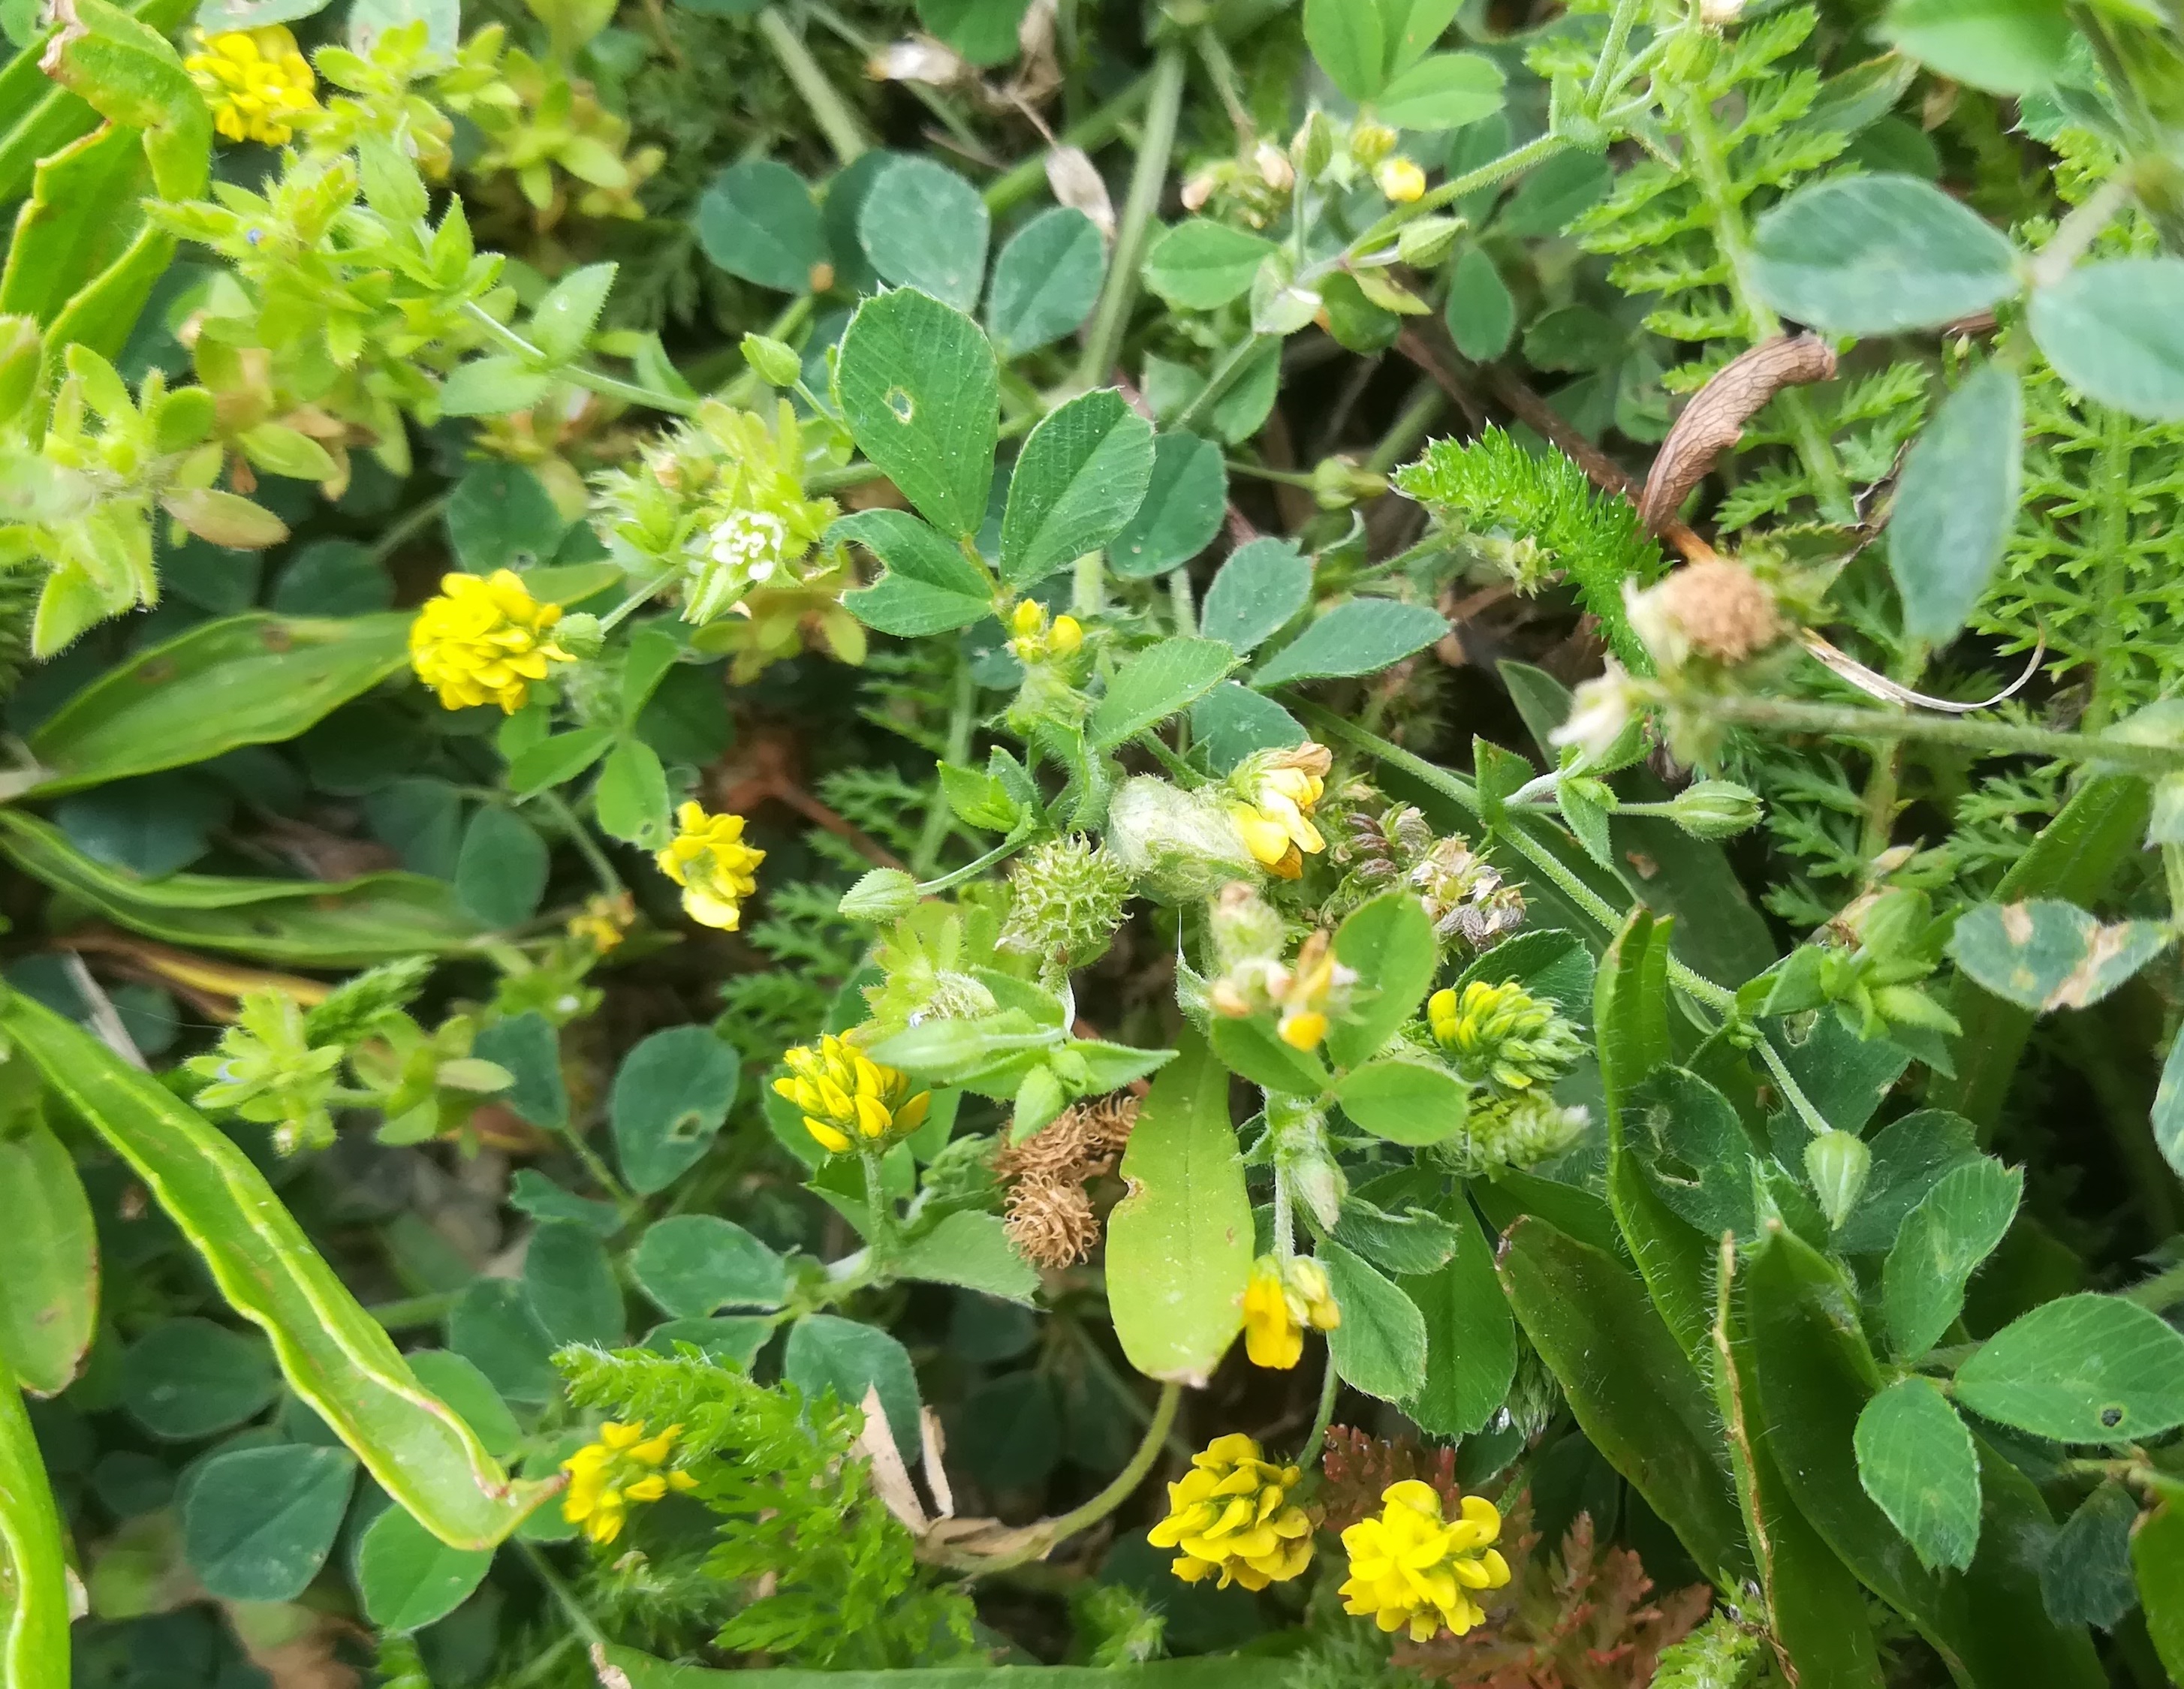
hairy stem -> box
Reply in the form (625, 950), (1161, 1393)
(464, 305), (703, 417)
(1299, 1350), (1339, 1469)
(911, 655), (977, 880)
(1692, 691), (2184, 777)
(957, 1381), (1182, 1574)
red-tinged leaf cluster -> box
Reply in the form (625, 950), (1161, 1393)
(1315, 1426), (1465, 1533)
(1396, 1507), (1713, 1689)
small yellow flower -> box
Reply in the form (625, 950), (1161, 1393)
(1149, 1433), (1315, 1590)
(408, 570), (573, 713)
(185, 26), (319, 146)
(561, 1420), (698, 1545)
(1228, 742), (1333, 880)
(1008, 599), (1084, 662)
(655, 803), (765, 930)
(772, 1034), (929, 1155)
(1377, 156), (1427, 203)
(567, 891), (635, 953)
(1243, 1254), (1340, 1369)
(1339, 1481), (1510, 1642)
(1426, 980), (1582, 1094)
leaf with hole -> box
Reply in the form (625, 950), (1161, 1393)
(836, 288), (999, 540)
(611, 1025), (742, 1194)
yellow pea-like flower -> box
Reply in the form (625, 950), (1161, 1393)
(561, 1420), (699, 1545)
(1149, 1433), (1315, 1591)
(185, 26), (319, 146)
(408, 570), (573, 714)
(655, 802), (766, 931)
(773, 1034), (929, 1155)
(1339, 1480), (1510, 1642)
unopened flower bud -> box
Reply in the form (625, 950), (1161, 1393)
(1107, 777), (1258, 904)
(740, 333), (803, 388)
(1396, 215), (1464, 268)
(1291, 110), (1335, 179)
(554, 613), (604, 658)
(1254, 142), (1294, 191)
(1350, 121), (1399, 167)
(1805, 1128), (1871, 1231)
(1669, 778), (1762, 840)
(839, 866), (919, 923)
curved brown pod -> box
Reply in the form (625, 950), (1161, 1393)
(1638, 333), (1839, 532)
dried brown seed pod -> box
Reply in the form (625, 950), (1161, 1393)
(1003, 1177), (1099, 1268)
(1638, 334), (1838, 532)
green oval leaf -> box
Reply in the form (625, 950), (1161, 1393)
(1251, 599), (1448, 687)
(695, 158), (822, 293)
(632, 1215), (788, 1317)
(1105, 1031), (1251, 1385)
(987, 206), (1104, 358)
(1956, 1293), (2184, 1442)
(355, 1503), (493, 1633)
(1334, 1056), (1470, 1146)
(999, 388), (1156, 588)
(859, 157), (990, 312)
(610, 1025), (741, 1195)
(1751, 173), (2022, 336)
(1319, 1239), (1426, 1401)
(0, 1105), (95, 1396)
(1109, 431), (1228, 580)
(1198, 537), (1311, 653)
(2029, 257), (2184, 423)
(836, 288), (999, 540)
(1086, 635), (1236, 748)
(182, 1444), (357, 1601)
(1142, 220), (1276, 311)
(1888, 361), (2022, 643)
(1854, 1376), (1981, 1573)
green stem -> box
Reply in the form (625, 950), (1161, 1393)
(366, 492), (452, 565)
(860, 1143), (902, 1265)
(1585, 0), (1644, 109)
(800, 0), (980, 155)
(947, 1382), (1182, 1574)
(1299, 1347), (1340, 1469)
(1168, 564), (1197, 635)
(517, 1540), (613, 1657)
(1075, 45), (1188, 388)
(1348, 132), (1567, 259)
(917, 834), (1027, 895)
(1364, 382), (1447, 474)
(536, 789), (623, 896)
(756, 5), (869, 166)
(984, 69), (1156, 215)
(1173, 333), (1270, 436)
(911, 655), (977, 880)
(1694, 691), (2184, 778)
(464, 306), (702, 417)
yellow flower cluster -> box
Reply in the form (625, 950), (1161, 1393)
(1241, 1254), (1340, 1369)
(1149, 1434), (1315, 1590)
(773, 1034), (929, 1155)
(1007, 598), (1083, 662)
(1339, 1481), (1511, 1642)
(562, 1420), (697, 1545)
(655, 803), (765, 930)
(185, 26), (320, 145)
(408, 570), (574, 713)
(1426, 980), (1581, 1094)
(566, 891), (634, 953)
(1228, 743), (1331, 879)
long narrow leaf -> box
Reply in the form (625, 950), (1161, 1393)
(0, 1362), (70, 1689)
(0, 993), (556, 1549)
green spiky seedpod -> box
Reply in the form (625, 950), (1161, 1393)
(999, 836), (1134, 972)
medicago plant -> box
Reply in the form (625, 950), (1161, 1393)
(7, 0), (2184, 1685)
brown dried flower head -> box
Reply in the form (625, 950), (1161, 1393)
(1628, 558), (1785, 671)
(1004, 1177), (1099, 1268)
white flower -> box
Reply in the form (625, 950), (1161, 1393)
(1553, 665), (1640, 764)
(685, 509), (790, 623)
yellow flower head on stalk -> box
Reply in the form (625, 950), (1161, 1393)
(1339, 1481), (1511, 1642)
(562, 1420), (697, 1545)
(1242, 1254), (1341, 1368)
(408, 570), (574, 713)
(1228, 742), (1333, 879)
(1149, 1433), (1315, 1590)
(655, 803), (765, 930)
(185, 26), (320, 145)
(1377, 156), (1427, 203)
(1007, 599), (1084, 663)
(567, 891), (635, 953)
(773, 1034), (929, 1155)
